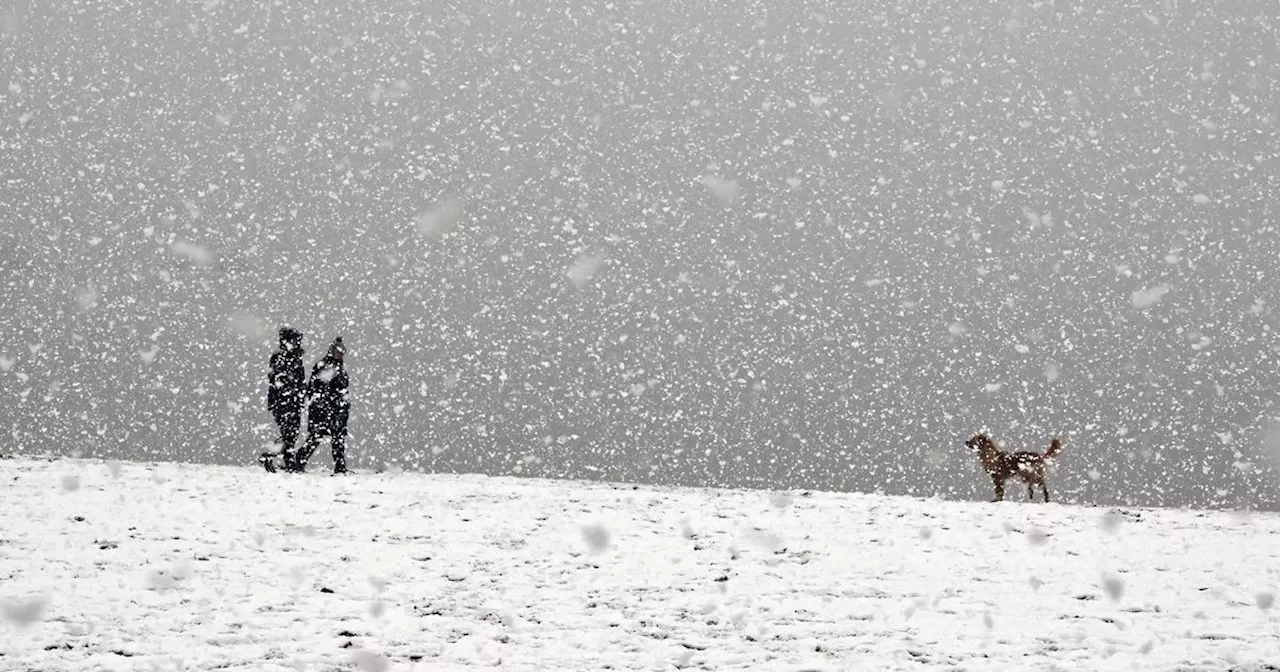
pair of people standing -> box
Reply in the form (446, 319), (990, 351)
(262, 328), (351, 474)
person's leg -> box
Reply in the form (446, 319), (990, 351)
(331, 429), (347, 474)
(278, 410), (301, 468)
(263, 411), (290, 472)
(293, 426), (321, 472)
(282, 411), (300, 453)
(270, 413), (286, 453)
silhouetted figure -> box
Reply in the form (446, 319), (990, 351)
(292, 337), (350, 474)
(261, 327), (305, 472)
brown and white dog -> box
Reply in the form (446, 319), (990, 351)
(965, 432), (1063, 503)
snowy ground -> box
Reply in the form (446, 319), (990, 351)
(1, 457), (1279, 671)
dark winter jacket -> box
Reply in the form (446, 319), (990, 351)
(307, 356), (350, 431)
(267, 346), (306, 417)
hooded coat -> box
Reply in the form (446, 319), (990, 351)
(267, 330), (305, 418)
(306, 337), (349, 433)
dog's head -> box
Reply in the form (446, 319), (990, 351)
(965, 432), (993, 453)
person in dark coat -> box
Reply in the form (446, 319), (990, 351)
(291, 336), (351, 474)
(261, 327), (305, 473)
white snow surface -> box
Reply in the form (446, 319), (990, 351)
(1, 457), (1279, 671)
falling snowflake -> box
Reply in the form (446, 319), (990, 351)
(1101, 573), (1125, 601)
(581, 523), (610, 553)
(1131, 284), (1171, 309)
(350, 648), (390, 672)
(567, 254), (605, 289)
(171, 240), (215, 266)
(769, 491), (794, 509)
(414, 197), (465, 239)
(701, 174), (740, 206)
(138, 345), (160, 364)
(227, 312), (271, 342)
(0, 594), (49, 626)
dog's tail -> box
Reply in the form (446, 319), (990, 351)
(1044, 437), (1064, 460)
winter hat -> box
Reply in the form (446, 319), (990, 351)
(328, 336), (346, 360)
(279, 327), (303, 344)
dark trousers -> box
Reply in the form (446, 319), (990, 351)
(272, 410), (301, 457)
(296, 422), (347, 473)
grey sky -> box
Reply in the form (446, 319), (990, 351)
(2, 0), (1279, 509)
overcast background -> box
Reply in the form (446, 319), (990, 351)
(2, 0), (1279, 509)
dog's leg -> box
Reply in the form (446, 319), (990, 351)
(1043, 483), (1050, 503)
(992, 477), (1005, 502)
(1027, 483), (1035, 502)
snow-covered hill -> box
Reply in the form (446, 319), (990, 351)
(1, 457), (1278, 670)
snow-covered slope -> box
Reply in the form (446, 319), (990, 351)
(1, 457), (1278, 670)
